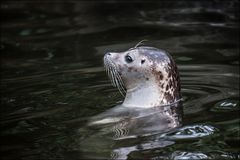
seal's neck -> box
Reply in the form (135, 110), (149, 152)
(123, 82), (166, 108)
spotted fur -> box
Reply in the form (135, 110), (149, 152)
(138, 46), (181, 104)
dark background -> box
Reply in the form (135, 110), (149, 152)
(1, 1), (239, 159)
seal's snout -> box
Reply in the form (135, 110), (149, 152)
(104, 52), (113, 60)
(104, 52), (111, 59)
(104, 52), (119, 61)
(104, 52), (112, 63)
(103, 51), (126, 96)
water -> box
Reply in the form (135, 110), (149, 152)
(1, 1), (239, 159)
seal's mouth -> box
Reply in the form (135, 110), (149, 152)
(104, 55), (126, 96)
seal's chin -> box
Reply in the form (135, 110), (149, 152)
(104, 55), (126, 96)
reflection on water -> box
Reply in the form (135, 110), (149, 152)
(1, 1), (239, 160)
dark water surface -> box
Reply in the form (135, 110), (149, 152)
(1, 1), (239, 159)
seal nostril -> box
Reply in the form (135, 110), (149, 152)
(107, 52), (111, 56)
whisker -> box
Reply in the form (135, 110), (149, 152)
(111, 68), (118, 87)
(104, 59), (110, 76)
(134, 39), (148, 48)
(114, 70), (126, 94)
(116, 72), (126, 91)
(106, 60), (117, 87)
(111, 63), (126, 92)
(105, 63), (110, 77)
(104, 57), (126, 97)
(112, 69), (125, 97)
(105, 62), (114, 86)
(111, 68), (123, 96)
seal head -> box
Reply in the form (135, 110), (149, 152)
(104, 46), (181, 108)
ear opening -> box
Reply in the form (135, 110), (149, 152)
(141, 59), (146, 64)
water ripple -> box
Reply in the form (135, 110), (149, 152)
(161, 124), (218, 140)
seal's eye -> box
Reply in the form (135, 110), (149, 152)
(125, 55), (133, 63)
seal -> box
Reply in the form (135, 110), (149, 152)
(89, 45), (182, 131)
(83, 45), (183, 159)
(104, 45), (181, 108)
